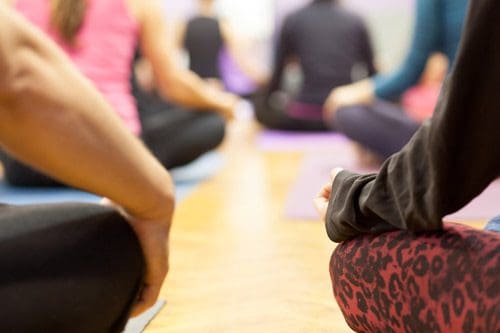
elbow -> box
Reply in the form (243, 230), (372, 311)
(164, 179), (176, 211)
(157, 172), (177, 220)
(403, 209), (444, 233)
(0, 9), (45, 99)
(406, 220), (444, 233)
(138, 172), (176, 229)
(159, 84), (181, 104)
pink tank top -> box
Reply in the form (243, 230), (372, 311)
(16, 0), (141, 135)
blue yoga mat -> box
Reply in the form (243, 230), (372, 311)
(0, 152), (223, 205)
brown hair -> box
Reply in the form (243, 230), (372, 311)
(50, 0), (87, 45)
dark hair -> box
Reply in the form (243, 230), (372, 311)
(50, 0), (87, 45)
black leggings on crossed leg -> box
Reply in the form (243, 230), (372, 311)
(0, 105), (225, 187)
(0, 203), (145, 333)
(139, 105), (225, 170)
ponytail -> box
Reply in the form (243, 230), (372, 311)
(50, 0), (87, 45)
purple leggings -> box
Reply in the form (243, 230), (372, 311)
(252, 92), (330, 132)
(334, 101), (420, 159)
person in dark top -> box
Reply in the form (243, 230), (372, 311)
(316, 2), (499, 329)
(184, 14), (224, 80)
(315, 0), (499, 243)
(325, 0), (469, 159)
(173, 0), (267, 88)
(254, 0), (375, 131)
(129, 1), (266, 162)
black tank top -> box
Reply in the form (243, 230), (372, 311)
(184, 16), (224, 79)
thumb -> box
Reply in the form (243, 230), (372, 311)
(330, 167), (344, 181)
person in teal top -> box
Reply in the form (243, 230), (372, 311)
(323, 0), (469, 160)
(374, 0), (468, 99)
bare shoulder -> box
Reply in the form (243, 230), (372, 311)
(0, 0), (16, 7)
(123, 0), (139, 20)
(124, 0), (163, 24)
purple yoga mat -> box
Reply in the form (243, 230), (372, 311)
(257, 130), (348, 151)
(219, 49), (257, 96)
(284, 152), (500, 222)
(445, 181), (500, 222)
(284, 145), (378, 220)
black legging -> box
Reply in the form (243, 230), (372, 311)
(134, 72), (226, 169)
(0, 203), (144, 333)
(0, 103), (225, 187)
(0, 151), (65, 187)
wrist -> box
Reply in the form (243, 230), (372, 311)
(125, 174), (175, 225)
(361, 79), (375, 103)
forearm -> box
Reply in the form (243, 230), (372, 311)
(326, 0), (500, 242)
(156, 64), (229, 111)
(373, 61), (426, 99)
(0, 7), (174, 222)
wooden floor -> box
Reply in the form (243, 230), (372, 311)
(0, 118), (486, 332)
(144, 119), (486, 333)
(145, 120), (353, 333)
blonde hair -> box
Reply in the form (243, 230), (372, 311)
(50, 0), (87, 45)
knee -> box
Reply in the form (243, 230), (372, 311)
(252, 91), (286, 128)
(91, 205), (145, 275)
(329, 226), (500, 333)
(202, 112), (226, 149)
(334, 106), (363, 134)
(247, 92), (266, 125)
(0, 203), (145, 333)
(57, 204), (145, 280)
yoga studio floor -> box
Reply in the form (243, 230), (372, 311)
(143, 119), (488, 333)
(0, 118), (490, 333)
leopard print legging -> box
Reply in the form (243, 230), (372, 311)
(330, 223), (499, 333)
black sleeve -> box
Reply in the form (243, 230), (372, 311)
(325, 0), (500, 243)
(266, 16), (295, 95)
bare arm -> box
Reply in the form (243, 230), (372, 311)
(0, 4), (174, 315)
(172, 19), (186, 55)
(136, 0), (238, 119)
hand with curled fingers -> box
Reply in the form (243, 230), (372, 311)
(314, 167), (344, 221)
(101, 198), (173, 317)
(323, 79), (375, 122)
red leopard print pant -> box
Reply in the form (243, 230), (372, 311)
(330, 223), (499, 333)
